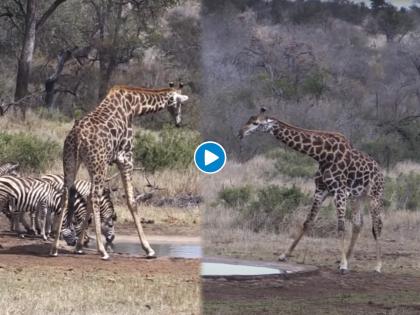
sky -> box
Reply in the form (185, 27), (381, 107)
(353, 0), (419, 8)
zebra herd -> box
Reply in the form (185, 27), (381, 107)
(0, 163), (117, 248)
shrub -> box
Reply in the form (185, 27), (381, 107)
(218, 186), (252, 207)
(302, 70), (328, 99)
(266, 149), (317, 178)
(0, 132), (60, 172)
(361, 134), (404, 170)
(385, 172), (420, 211)
(133, 126), (201, 172)
(273, 77), (298, 100)
(243, 185), (310, 233)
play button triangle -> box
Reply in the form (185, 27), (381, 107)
(204, 150), (219, 166)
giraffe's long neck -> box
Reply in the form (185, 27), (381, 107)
(268, 118), (340, 163)
(103, 87), (172, 123)
(131, 91), (171, 117)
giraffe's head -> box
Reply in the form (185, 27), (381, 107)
(238, 107), (276, 139)
(166, 82), (189, 127)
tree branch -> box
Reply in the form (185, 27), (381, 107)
(36, 0), (68, 30)
(11, 0), (25, 16)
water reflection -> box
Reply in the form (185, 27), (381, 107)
(201, 262), (282, 276)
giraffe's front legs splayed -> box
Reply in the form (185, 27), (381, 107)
(279, 187), (328, 261)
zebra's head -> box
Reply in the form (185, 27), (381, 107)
(62, 227), (77, 246)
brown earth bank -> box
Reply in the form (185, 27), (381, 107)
(0, 233), (199, 275)
(118, 222), (200, 237)
(0, 233), (201, 315)
(203, 267), (420, 315)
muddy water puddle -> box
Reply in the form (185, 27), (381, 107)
(202, 262), (283, 276)
(86, 235), (201, 258)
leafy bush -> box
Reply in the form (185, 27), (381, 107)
(361, 134), (405, 170)
(133, 126), (201, 172)
(266, 149), (317, 178)
(385, 172), (420, 211)
(218, 186), (252, 207)
(273, 77), (299, 100)
(302, 70), (328, 99)
(0, 132), (60, 172)
(243, 185), (310, 233)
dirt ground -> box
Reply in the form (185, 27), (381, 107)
(0, 234), (198, 274)
(203, 266), (420, 314)
(0, 220), (201, 315)
(203, 237), (420, 315)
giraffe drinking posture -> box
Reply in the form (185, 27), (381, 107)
(239, 108), (384, 273)
(50, 82), (189, 260)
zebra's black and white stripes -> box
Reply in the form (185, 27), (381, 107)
(0, 176), (71, 241)
(0, 162), (19, 176)
(41, 174), (117, 244)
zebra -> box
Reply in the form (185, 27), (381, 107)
(0, 162), (19, 176)
(41, 174), (117, 246)
(0, 175), (77, 243)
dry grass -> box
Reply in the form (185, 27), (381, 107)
(204, 207), (420, 274)
(0, 267), (200, 315)
(116, 204), (200, 226)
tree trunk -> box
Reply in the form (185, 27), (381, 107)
(14, 0), (37, 102)
(45, 50), (72, 108)
(98, 52), (112, 101)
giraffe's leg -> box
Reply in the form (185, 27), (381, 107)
(117, 160), (155, 257)
(334, 190), (348, 274)
(50, 187), (68, 256)
(279, 187), (328, 261)
(75, 200), (92, 254)
(346, 199), (364, 263)
(88, 180), (109, 260)
(50, 134), (79, 256)
(369, 197), (383, 273)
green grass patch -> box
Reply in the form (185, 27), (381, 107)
(0, 132), (60, 172)
(218, 186), (252, 207)
(133, 125), (201, 172)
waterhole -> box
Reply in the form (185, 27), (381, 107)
(201, 262), (283, 276)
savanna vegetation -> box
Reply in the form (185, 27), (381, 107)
(0, 1), (201, 314)
(200, 1), (420, 312)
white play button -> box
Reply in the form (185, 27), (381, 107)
(204, 150), (219, 166)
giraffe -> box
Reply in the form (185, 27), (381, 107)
(50, 82), (189, 260)
(238, 108), (384, 273)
